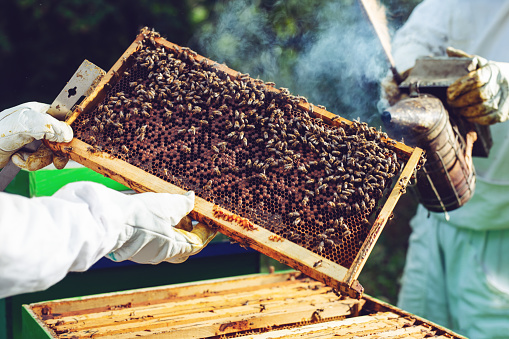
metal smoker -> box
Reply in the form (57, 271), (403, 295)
(382, 56), (492, 212)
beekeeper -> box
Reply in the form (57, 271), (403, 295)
(381, 0), (509, 337)
(0, 102), (216, 298)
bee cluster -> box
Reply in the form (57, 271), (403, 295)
(73, 30), (401, 267)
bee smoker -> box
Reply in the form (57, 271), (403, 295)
(381, 56), (492, 212)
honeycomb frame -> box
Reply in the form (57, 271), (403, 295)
(48, 29), (423, 298)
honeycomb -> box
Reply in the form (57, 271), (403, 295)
(72, 30), (401, 268)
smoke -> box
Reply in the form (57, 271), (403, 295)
(190, 0), (392, 126)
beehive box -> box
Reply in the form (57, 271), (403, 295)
(23, 272), (465, 338)
(47, 28), (423, 298)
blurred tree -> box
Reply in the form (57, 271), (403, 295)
(0, 0), (215, 109)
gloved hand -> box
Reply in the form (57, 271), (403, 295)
(0, 102), (73, 170)
(447, 47), (509, 125)
(105, 190), (217, 264)
(378, 68), (413, 111)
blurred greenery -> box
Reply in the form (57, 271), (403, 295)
(0, 0), (216, 109)
(1, 0), (422, 304)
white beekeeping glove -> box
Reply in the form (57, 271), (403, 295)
(105, 190), (217, 264)
(447, 47), (509, 125)
(0, 102), (73, 170)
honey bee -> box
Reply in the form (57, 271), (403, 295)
(136, 125), (148, 141)
(302, 196), (309, 206)
(295, 165), (306, 173)
(288, 232), (301, 241)
(121, 145), (129, 154)
(343, 227), (352, 237)
(213, 167), (221, 176)
(258, 172), (268, 181)
(288, 211), (300, 217)
(293, 218), (301, 226)
(203, 180), (213, 190)
(314, 241), (325, 253)
(216, 142), (227, 152)
(313, 260), (323, 268)
(325, 239), (335, 246)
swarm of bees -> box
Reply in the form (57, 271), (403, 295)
(72, 29), (402, 267)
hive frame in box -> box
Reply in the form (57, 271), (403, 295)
(47, 30), (423, 298)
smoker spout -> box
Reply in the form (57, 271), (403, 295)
(380, 110), (391, 124)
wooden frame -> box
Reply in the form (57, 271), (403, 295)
(47, 30), (424, 298)
(23, 272), (466, 339)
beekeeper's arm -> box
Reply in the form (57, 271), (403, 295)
(0, 183), (216, 298)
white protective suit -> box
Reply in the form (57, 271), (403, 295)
(391, 0), (509, 337)
(0, 103), (216, 298)
(0, 182), (217, 299)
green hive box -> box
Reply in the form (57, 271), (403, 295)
(1, 163), (263, 339)
(4, 162), (128, 197)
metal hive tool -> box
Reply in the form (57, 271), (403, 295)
(48, 28), (424, 298)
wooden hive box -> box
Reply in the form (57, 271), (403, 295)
(47, 29), (424, 298)
(23, 272), (465, 338)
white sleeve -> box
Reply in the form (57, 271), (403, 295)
(392, 0), (457, 71)
(0, 182), (130, 298)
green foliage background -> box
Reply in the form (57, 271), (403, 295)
(0, 0), (422, 304)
